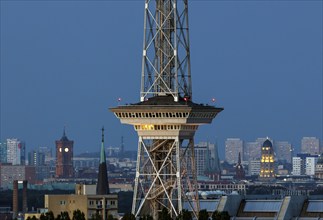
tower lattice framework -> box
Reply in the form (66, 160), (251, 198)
(140, 0), (191, 102)
(111, 0), (223, 219)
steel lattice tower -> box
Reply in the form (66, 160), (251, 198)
(110, 0), (223, 218)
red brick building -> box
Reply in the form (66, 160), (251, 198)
(55, 129), (74, 178)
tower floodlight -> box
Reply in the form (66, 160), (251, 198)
(110, 0), (223, 218)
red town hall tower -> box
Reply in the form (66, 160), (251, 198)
(55, 129), (74, 178)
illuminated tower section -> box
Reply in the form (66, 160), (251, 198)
(110, 0), (222, 218)
(55, 129), (74, 178)
(259, 139), (275, 180)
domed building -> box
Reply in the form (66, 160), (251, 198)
(315, 155), (323, 179)
(259, 139), (275, 181)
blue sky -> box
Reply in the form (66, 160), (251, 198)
(1, 1), (322, 158)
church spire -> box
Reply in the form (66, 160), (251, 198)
(100, 127), (106, 164)
(96, 127), (109, 195)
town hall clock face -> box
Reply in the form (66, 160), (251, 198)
(59, 147), (62, 152)
(64, 147), (69, 152)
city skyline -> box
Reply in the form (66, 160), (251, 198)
(1, 1), (322, 157)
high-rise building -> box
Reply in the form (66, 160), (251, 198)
(244, 141), (258, 161)
(292, 157), (302, 175)
(301, 137), (320, 155)
(55, 129), (74, 178)
(186, 142), (220, 178)
(259, 139), (275, 180)
(225, 138), (243, 164)
(192, 143), (208, 177)
(0, 141), (7, 163)
(6, 139), (25, 165)
(305, 157), (318, 176)
(28, 150), (45, 166)
(292, 153), (317, 176)
(274, 141), (292, 164)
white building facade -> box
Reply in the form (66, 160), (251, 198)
(6, 138), (25, 165)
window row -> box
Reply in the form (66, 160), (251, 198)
(134, 125), (198, 131)
(115, 112), (189, 118)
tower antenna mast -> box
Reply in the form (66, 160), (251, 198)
(140, 0), (191, 102)
(111, 0), (223, 218)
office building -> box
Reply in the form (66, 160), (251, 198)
(248, 160), (261, 176)
(45, 186), (118, 220)
(244, 141), (258, 161)
(225, 138), (243, 164)
(6, 138), (26, 165)
(305, 157), (318, 176)
(0, 165), (36, 188)
(274, 141), (292, 164)
(301, 137), (320, 155)
(0, 141), (7, 163)
(292, 157), (302, 175)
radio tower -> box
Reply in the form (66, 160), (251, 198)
(110, 0), (223, 218)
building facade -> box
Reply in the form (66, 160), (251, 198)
(0, 165), (36, 188)
(6, 139), (25, 165)
(274, 141), (292, 164)
(305, 157), (318, 176)
(0, 142), (7, 163)
(55, 130), (74, 178)
(225, 138), (243, 164)
(44, 192), (118, 220)
(301, 137), (320, 155)
(259, 139), (275, 180)
(315, 155), (323, 179)
(292, 157), (302, 175)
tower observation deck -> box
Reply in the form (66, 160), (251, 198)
(110, 0), (223, 218)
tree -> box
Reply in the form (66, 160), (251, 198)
(198, 209), (209, 220)
(122, 212), (136, 220)
(46, 211), (55, 220)
(56, 212), (70, 220)
(89, 212), (102, 220)
(72, 210), (85, 220)
(107, 214), (118, 220)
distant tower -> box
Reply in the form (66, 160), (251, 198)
(97, 127), (110, 195)
(110, 0), (223, 218)
(120, 136), (124, 155)
(55, 128), (74, 178)
(259, 139), (275, 180)
(235, 152), (245, 180)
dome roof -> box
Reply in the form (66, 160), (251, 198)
(262, 139), (273, 148)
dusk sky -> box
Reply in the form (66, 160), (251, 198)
(1, 1), (322, 158)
